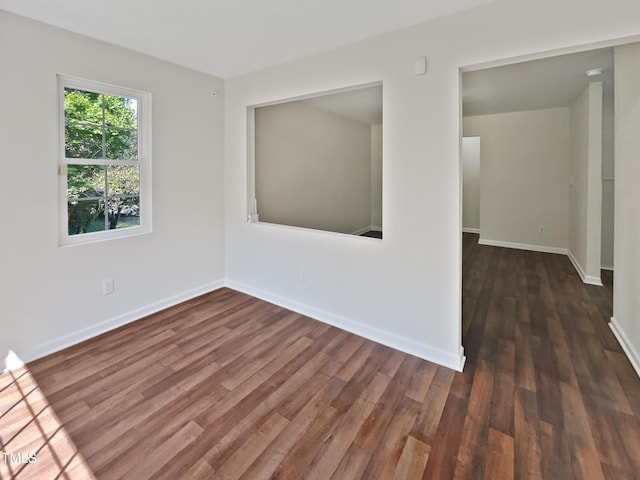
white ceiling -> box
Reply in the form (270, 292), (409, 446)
(462, 48), (614, 117)
(0, 0), (495, 78)
(303, 85), (382, 125)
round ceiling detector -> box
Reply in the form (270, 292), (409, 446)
(585, 68), (603, 77)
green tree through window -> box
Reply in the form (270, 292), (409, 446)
(64, 87), (141, 235)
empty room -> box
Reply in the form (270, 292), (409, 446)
(1, 0), (640, 479)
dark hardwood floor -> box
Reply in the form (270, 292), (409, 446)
(1, 233), (639, 479)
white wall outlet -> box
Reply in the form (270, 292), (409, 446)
(299, 268), (307, 282)
(103, 278), (115, 295)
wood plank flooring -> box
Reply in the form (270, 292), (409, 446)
(1, 233), (639, 479)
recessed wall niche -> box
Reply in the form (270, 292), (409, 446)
(247, 83), (383, 238)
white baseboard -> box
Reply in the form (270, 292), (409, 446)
(478, 238), (567, 255)
(462, 227), (480, 234)
(350, 226), (370, 236)
(350, 225), (382, 236)
(478, 240), (604, 286)
(567, 250), (603, 286)
(610, 317), (640, 379)
(225, 279), (465, 372)
(13, 276), (465, 373)
(585, 275), (604, 286)
(19, 280), (225, 365)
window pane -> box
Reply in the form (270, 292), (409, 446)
(64, 88), (102, 125)
(64, 89), (138, 160)
(104, 95), (137, 128)
(65, 123), (104, 159)
(106, 167), (139, 229)
(108, 197), (140, 230)
(67, 165), (105, 199)
(68, 199), (103, 235)
(109, 197), (140, 228)
(107, 166), (139, 196)
(106, 127), (138, 160)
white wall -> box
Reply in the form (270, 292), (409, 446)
(0, 11), (225, 364)
(255, 101), (372, 234)
(225, 0), (640, 371)
(601, 87), (615, 270)
(370, 124), (383, 229)
(464, 108), (571, 251)
(569, 82), (603, 284)
(611, 42), (640, 376)
(462, 137), (480, 232)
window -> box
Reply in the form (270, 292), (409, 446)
(58, 76), (151, 245)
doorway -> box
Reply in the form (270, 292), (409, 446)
(459, 45), (618, 358)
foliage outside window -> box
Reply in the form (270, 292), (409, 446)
(58, 76), (151, 245)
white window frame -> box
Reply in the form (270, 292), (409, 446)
(58, 75), (152, 246)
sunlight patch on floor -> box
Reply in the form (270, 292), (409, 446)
(0, 363), (96, 479)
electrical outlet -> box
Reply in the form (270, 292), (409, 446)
(538, 226), (544, 234)
(299, 268), (307, 282)
(103, 279), (115, 295)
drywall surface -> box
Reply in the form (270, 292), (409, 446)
(601, 89), (615, 270)
(462, 137), (480, 231)
(586, 83), (603, 281)
(464, 108), (571, 250)
(612, 43), (640, 375)
(569, 87), (590, 269)
(225, 0), (640, 370)
(255, 101), (372, 234)
(0, 11), (225, 364)
(370, 124), (383, 229)
(569, 82), (602, 283)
